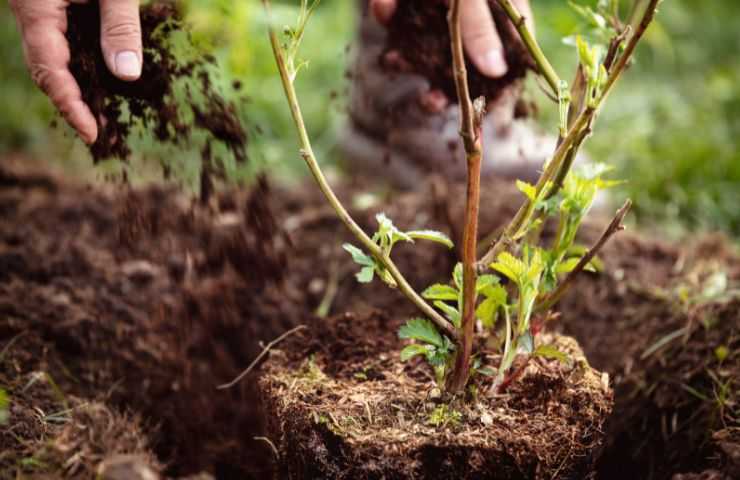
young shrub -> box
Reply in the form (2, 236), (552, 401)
(262, 0), (662, 396)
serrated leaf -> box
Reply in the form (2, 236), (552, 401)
(434, 301), (461, 328)
(356, 266), (374, 283)
(422, 284), (459, 301)
(343, 244), (374, 266)
(533, 344), (570, 363)
(476, 297), (499, 328)
(398, 318), (444, 348)
(400, 344), (431, 362)
(516, 180), (538, 202)
(490, 252), (525, 284)
(406, 230), (454, 249)
(476, 274), (499, 292)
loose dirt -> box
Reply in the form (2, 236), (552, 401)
(66, 2), (247, 182)
(383, 0), (533, 102)
(0, 160), (737, 478)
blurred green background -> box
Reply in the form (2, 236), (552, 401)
(1, 0), (738, 237)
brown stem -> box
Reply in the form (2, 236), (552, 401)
(445, 0), (482, 394)
(535, 200), (632, 312)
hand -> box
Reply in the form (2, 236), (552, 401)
(370, 0), (533, 78)
(9, 0), (143, 144)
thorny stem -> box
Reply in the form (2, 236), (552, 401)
(536, 200), (632, 312)
(262, 0), (458, 341)
(495, 0), (561, 97)
(478, 0), (661, 271)
(445, 0), (482, 394)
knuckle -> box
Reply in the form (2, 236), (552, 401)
(102, 20), (141, 40)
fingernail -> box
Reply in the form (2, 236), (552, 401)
(478, 50), (508, 78)
(114, 51), (141, 79)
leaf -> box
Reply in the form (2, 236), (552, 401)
(398, 318), (444, 348)
(406, 230), (454, 249)
(453, 263), (463, 290)
(476, 367), (496, 377)
(516, 180), (538, 201)
(356, 266), (374, 283)
(568, 1), (607, 29)
(342, 244), (374, 266)
(434, 301), (461, 328)
(477, 284), (507, 328)
(476, 274), (499, 292)
(490, 252), (525, 284)
(422, 284), (459, 301)
(556, 257), (581, 274)
(533, 345), (570, 363)
(400, 344), (431, 362)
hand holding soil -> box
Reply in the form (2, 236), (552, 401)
(370, 0), (533, 78)
(8, 0), (143, 145)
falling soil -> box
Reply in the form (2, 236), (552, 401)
(382, 0), (533, 103)
(260, 314), (612, 479)
(65, 1), (247, 176)
(0, 160), (738, 478)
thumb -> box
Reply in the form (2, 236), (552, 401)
(462, 0), (508, 78)
(99, 0), (142, 81)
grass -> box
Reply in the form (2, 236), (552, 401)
(0, 0), (738, 236)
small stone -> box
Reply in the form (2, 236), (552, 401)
(480, 411), (493, 427)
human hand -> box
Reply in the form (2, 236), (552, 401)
(8, 0), (143, 144)
(370, 0), (533, 78)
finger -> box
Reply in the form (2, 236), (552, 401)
(21, 24), (98, 143)
(513, 0), (535, 33)
(99, 0), (142, 81)
(370, 0), (396, 25)
(462, 0), (508, 78)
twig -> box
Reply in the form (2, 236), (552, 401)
(254, 436), (280, 459)
(535, 200), (632, 312)
(261, 0), (457, 341)
(217, 325), (307, 389)
(445, 0), (482, 393)
(496, 0), (562, 96)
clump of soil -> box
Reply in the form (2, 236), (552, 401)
(382, 0), (533, 102)
(65, 1), (247, 178)
(260, 312), (613, 479)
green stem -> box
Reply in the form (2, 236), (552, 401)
(495, 0), (562, 97)
(262, 0), (457, 341)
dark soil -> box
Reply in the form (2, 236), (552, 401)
(383, 0), (533, 103)
(66, 1), (247, 179)
(260, 313), (612, 479)
(0, 159), (737, 478)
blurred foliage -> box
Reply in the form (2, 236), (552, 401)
(0, 0), (739, 237)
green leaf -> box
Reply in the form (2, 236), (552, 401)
(398, 318), (444, 348)
(490, 252), (525, 285)
(714, 345), (729, 363)
(568, 1), (607, 29)
(516, 180), (538, 201)
(343, 243), (374, 266)
(556, 257), (581, 274)
(356, 266), (374, 283)
(434, 301), (461, 328)
(453, 263), (463, 290)
(400, 344), (431, 362)
(0, 388), (8, 426)
(422, 284), (459, 301)
(533, 345), (570, 363)
(476, 366), (496, 377)
(406, 230), (454, 249)
(476, 275), (499, 292)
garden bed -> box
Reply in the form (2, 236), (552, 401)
(0, 159), (737, 479)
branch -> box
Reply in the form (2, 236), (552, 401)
(495, 0), (562, 97)
(262, 0), (457, 341)
(478, 0), (661, 270)
(535, 200), (632, 312)
(445, 0), (483, 393)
